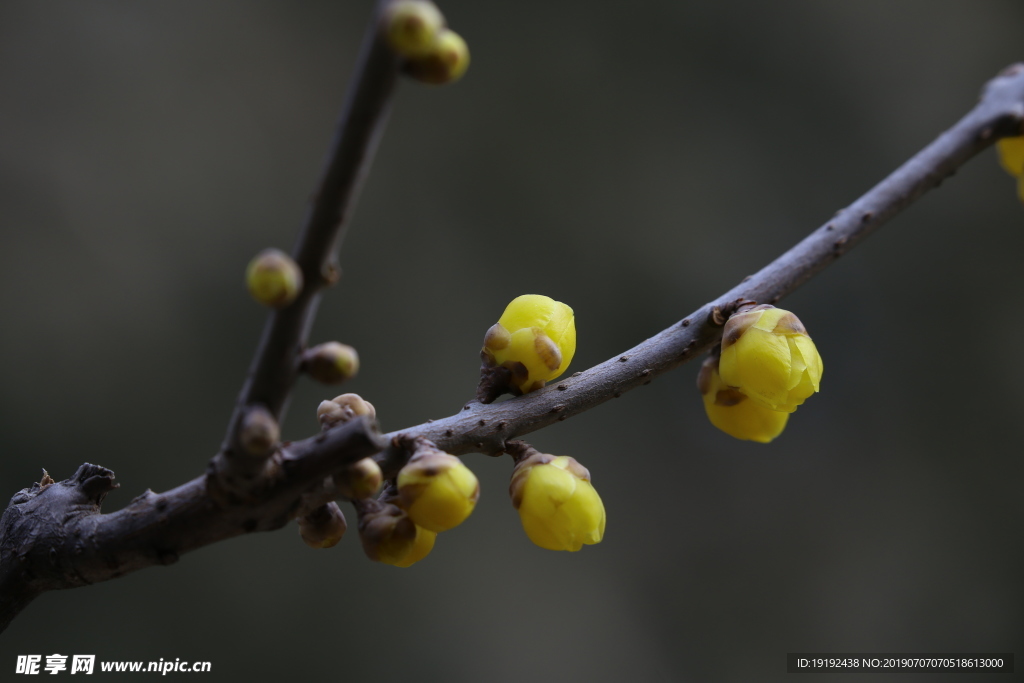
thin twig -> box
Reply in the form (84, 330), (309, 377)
(2, 60), (1022, 633)
(215, 0), (399, 480)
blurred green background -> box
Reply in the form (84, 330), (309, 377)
(1, 1), (1022, 680)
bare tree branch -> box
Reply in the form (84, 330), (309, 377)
(215, 0), (399, 486)
(2, 27), (1021, 634)
(374, 63), (1024, 474)
(0, 417), (384, 632)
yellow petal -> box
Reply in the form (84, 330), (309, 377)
(720, 327), (792, 410)
(791, 334), (823, 390)
(498, 295), (561, 333)
(388, 526), (437, 568)
(750, 307), (789, 332)
(398, 453), (479, 532)
(701, 364), (789, 442)
(560, 480), (605, 546)
(505, 327), (554, 391)
(786, 336), (808, 391)
(997, 136), (1024, 177)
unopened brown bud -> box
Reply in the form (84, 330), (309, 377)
(298, 502), (348, 549)
(384, 0), (445, 58)
(303, 342), (359, 384)
(335, 457), (383, 500)
(317, 393), (376, 429)
(404, 28), (469, 85)
(357, 500), (418, 564)
(239, 405), (279, 457)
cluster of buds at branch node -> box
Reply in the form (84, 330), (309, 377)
(478, 294), (576, 402)
(384, 0), (470, 85)
(356, 498), (436, 567)
(316, 393), (376, 430)
(507, 441), (605, 552)
(298, 502), (348, 549)
(699, 305), (823, 442)
(238, 405), (279, 457)
(396, 438), (479, 532)
(246, 248), (303, 309)
(302, 342), (359, 384)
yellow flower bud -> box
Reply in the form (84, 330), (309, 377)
(509, 451), (605, 552)
(397, 446), (479, 532)
(357, 500), (435, 566)
(718, 306), (823, 413)
(303, 342), (359, 384)
(404, 28), (470, 85)
(698, 356), (788, 443)
(996, 135), (1024, 177)
(389, 524), (437, 568)
(481, 294), (576, 395)
(246, 248), (303, 309)
(384, 0), (445, 59)
(335, 457), (383, 500)
(298, 502), (348, 549)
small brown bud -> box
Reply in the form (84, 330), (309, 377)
(298, 502), (348, 549)
(335, 457), (383, 500)
(357, 500), (419, 565)
(384, 0), (445, 58)
(404, 28), (470, 85)
(303, 342), (359, 384)
(246, 248), (303, 309)
(482, 323), (511, 353)
(239, 405), (279, 457)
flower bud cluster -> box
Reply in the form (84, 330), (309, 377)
(317, 393), (376, 430)
(700, 305), (822, 442)
(508, 445), (605, 552)
(384, 1), (470, 85)
(996, 135), (1024, 203)
(355, 439), (479, 568)
(313, 394), (383, 500)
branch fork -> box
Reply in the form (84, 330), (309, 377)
(2, 0), (1022, 633)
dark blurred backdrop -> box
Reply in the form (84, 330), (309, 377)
(1, 1), (1022, 681)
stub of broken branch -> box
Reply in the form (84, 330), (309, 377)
(0, 464), (119, 630)
(0, 416), (385, 632)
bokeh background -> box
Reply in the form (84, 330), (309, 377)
(1, 1), (1022, 680)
